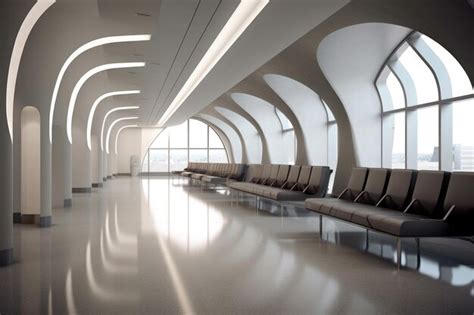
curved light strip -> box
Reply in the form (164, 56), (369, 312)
(115, 125), (138, 155)
(157, 0), (268, 127)
(6, 0), (56, 142)
(106, 117), (138, 154)
(66, 62), (145, 144)
(49, 34), (150, 143)
(86, 90), (140, 150)
(100, 106), (139, 151)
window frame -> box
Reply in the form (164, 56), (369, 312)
(376, 31), (474, 171)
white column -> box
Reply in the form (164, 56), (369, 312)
(72, 123), (91, 192)
(52, 124), (67, 208)
(40, 113), (52, 227)
(91, 134), (102, 187)
(0, 107), (14, 265)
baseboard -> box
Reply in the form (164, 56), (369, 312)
(0, 248), (13, 266)
(13, 212), (21, 223)
(20, 214), (38, 224)
(107, 175), (113, 179)
(72, 187), (92, 193)
(39, 216), (52, 228)
(64, 198), (72, 207)
(103, 177), (107, 182)
(116, 173), (131, 176)
(92, 183), (103, 188)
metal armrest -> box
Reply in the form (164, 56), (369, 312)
(337, 188), (350, 199)
(442, 205), (456, 221)
(403, 199), (419, 213)
(375, 194), (391, 207)
(354, 190), (368, 202)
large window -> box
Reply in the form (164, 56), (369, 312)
(274, 107), (296, 164)
(142, 119), (229, 173)
(377, 32), (474, 171)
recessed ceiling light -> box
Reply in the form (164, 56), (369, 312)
(135, 12), (152, 17)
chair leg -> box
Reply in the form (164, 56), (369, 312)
(255, 196), (258, 210)
(365, 229), (369, 251)
(319, 215), (323, 238)
(416, 238), (420, 270)
(396, 237), (402, 269)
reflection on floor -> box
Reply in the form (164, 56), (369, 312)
(0, 176), (472, 314)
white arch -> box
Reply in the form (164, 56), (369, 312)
(157, 0), (269, 126)
(66, 62), (145, 144)
(106, 117), (138, 154)
(49, 34), (151, 143)
(100, 106), (139, 151)
(6, 0), (55, 141)
(115, 125), (137, 155)
(86, 90), (140, 150)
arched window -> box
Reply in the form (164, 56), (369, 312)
(142, 119), (229, 173)
(274, 107), (296, 164)
(377, 32), (474, 171)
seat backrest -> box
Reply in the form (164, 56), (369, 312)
(295, 166), (312, 186)
(378, 169), (416, 210)
(274, 165), (290, 184)
(286, 166), (301, 183)
(339, 167), (369, 200)
(260, 165), (272, 178)
(245, 164), (263, 182)
(410, 170), (450, 217)
(303, 166), (331, 198)
(269, 165), (280, 179)
(442, 172), (474, 233)
(356, 168), (390, 205)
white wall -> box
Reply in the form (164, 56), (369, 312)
(117, 128), (142, 174)
(21, 107), (40, 214)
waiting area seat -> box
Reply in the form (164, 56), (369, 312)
(228, 164), (332, 205)
(305, 167), (474, 267)
(177, 162), (246, 187)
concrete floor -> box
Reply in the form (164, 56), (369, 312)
(0, 176), (472, 314)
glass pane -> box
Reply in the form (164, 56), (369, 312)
(386, 71), (405, 110)
(209, 127), (224, 148)
(169, 121), (188, 148)
(142, 151), (149, 172)
(322, 98), (335, 121)
(149, 149), (168, 172)
(399, 46), (438, 105)
(275, 107), (293, 130)
(169, 149), (188, 172)
(189, 119), (208, 148)
(282, 130), (295, 164)
(384, 113), (405, 168)
(209, 149), (228, 163)
(452, 98), (474, 171)
(327, 124), (338, 193)
(150, 129), (168, 148)
(189, 149), (207, 162)
(417, 106), (439, 170)
(421, 35), (472, 98)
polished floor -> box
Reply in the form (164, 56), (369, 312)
(0, 176), (473, 314)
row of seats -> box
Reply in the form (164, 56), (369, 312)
(305, 168), (474, 238)
(179, 162), (247, 184)
(228, 164), (332, 201)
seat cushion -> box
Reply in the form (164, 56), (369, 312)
(202, 176), (226, 183)
(305, 198), (343, 215)
(191, 173), (205, 180)
(367, 212), (450, 237)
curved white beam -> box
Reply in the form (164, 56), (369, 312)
(66, 62), (145, 144)
(6, 0), (56, 141)
(157, 0), (269, 126)
(49, 34), (151, 143)
(86, 90), (140, 150)
(100, 106), (139, 151)
(106, 117), (138, 154)
(115, 125), (138, 155)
